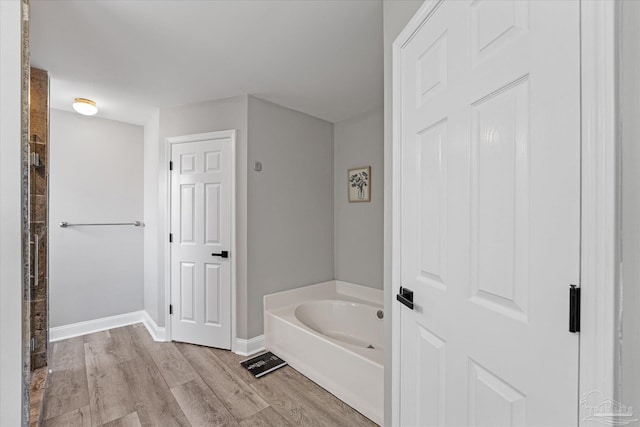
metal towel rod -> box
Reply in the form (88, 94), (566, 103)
(60, 221), (142, 228)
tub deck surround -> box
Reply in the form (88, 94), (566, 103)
(264, 281), (384, 425)
(264, 280), (383, 312)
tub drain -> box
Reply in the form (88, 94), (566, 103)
(367, 344), (375, 349)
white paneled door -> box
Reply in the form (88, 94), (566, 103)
(395, 1), (580, 425)
(170, 134), (232, 349)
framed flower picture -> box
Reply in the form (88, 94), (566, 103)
(348, 166), (371, 202)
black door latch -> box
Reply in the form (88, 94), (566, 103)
(569, 285), (580, 333)
(397, 286), (414, 310)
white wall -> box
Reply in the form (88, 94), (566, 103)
(156, 95), (249, 335)
(334, 108), (384, 289)
(144, 109), (160, 325)
(0, 1), (25, 424)
(620, 0), (640, 413)
(382, 1), (424, 426)
(247, 96), (334, 338)
(49, 110), (144, 327)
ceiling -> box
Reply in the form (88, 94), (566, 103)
(29, 0), (383, 125)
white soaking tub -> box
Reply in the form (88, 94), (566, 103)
(264, 281), (383, 425)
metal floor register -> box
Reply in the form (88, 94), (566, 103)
(240, 351), (287, 378)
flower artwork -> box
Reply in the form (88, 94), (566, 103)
(348, 166), (371, 202)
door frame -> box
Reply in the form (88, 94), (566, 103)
(390, 1), (617, 425)
(164, 130), (237, 352)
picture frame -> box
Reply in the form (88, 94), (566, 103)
(348, 166), (371, 202)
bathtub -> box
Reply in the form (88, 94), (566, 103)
(264, 281), (383, 425)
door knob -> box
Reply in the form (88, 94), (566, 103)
(396, 286), (414, 310)
(212, 251), (229, 258)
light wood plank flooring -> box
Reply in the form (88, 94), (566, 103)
(30, 367), (47, 426)
(41, 324), (377, 427)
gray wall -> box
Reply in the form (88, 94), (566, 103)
(620, 0), (640, 414)
(382, 1), (424, 426)
(143, 109), (160, 326)
(334, 108), (384, 289)
(247, 96), (334, 338)
(147, 95), (334, 340)
(49, 109), (144, 326)
(155, 95), (249, 336)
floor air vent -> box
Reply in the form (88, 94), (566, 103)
(240, 351), (287, 378)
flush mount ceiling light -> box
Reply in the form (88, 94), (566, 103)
(72, 98), (98, 116)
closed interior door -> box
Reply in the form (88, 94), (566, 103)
(396, 1), (580, 425)
(171, 135), (232, 349)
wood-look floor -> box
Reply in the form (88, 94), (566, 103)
(30, 367), (47, 427)
(41, 324), (377, 427)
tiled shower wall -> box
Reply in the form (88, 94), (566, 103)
(30, 67), (48, 370)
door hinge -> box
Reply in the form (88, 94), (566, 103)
(169, 233), (173, 243)
(569, 285), (580, 333)
(169, 161), (173, 171)
(30, 337), (37, 352)
(169, 304), (173, 315)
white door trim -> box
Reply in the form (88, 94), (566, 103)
(164, 130), (237, 352)
(578, 0), (618, 421)
(390, 1), (618, 424)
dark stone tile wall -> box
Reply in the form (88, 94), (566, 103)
(30, 67), (49, 371)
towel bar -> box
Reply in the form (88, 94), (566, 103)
(59, 221), (142, 228)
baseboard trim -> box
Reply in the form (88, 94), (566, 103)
(51, 310), (246, 349)
(141, 311), (167, 342)
(234, 335), (265, 356)
(49, 311), (145, 342)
